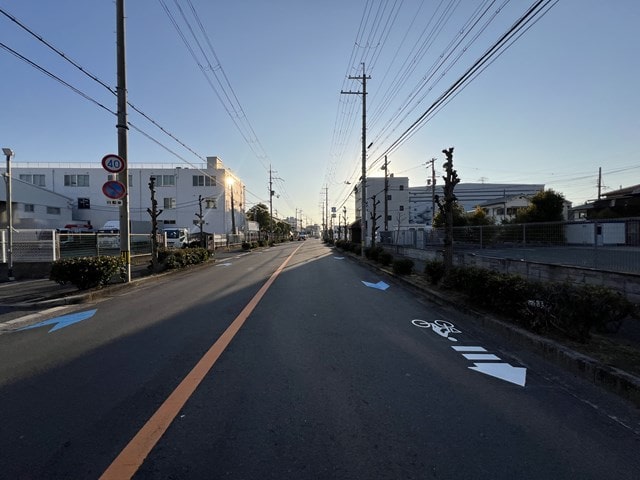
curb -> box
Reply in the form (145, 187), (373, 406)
(342, 249), (640, 408)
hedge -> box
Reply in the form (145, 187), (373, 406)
(50, 256), (126, 290)
(425, 261), (636, 342)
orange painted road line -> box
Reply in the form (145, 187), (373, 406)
(100, 245), (302, 480)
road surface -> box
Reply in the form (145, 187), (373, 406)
(1, 240), (639, 479)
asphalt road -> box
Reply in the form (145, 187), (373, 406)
(1, 240), (639, 479)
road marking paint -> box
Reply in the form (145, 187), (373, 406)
(362, 280), (390, 290)
(99, 244), (303, 480)
(451, 346), (486, 352)
(461, 353), (501, 361)
(17, 309), (97, 333)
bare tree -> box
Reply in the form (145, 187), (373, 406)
(434, 147), (460, 273)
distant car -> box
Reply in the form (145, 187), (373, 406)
(298, 233), (307, 241)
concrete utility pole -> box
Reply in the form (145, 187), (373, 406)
(341, 63), (370, 256)
(116, 0), (131, 282)
(269, 166), (275, 242)
(597, 167), (602, 200)
(325, 186), (329, 240)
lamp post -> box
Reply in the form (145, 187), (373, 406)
(227, 177), (236, 235)
(2, 148), (14, 281)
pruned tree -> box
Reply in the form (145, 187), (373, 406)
(434, 147), (460, 273)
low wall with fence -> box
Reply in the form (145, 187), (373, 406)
(390, 245), (640, 304)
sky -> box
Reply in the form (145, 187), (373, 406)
(1, 0), (638, 226)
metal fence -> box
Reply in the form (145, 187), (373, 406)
(385, 218), (640, 274)
(1, 229), (247, 263)
(0, 229), (154, 262)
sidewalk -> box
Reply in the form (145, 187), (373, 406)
(0, 248), (247, 321)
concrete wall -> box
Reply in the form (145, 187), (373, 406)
(391, 246), (640, 303)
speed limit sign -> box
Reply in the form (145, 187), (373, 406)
(101, 154), (126, 174)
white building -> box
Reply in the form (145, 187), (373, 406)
(409, 183), (545, 225)
(0, 177), (74, 229)
(354, 175), (410, 242)
(11, 156), (245, 234)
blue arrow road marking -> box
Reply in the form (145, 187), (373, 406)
(17, 309), (97, 333)
(362, 280), (390, 291)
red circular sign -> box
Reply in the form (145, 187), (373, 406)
(102, 180), (126, 199)
(101, 154), (126, 173)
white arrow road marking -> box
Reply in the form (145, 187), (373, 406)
(452, 346), (527, 387)
(469, 363), (527, 387)
(334, 257), (345, 260)
(216, 263), (232, 267)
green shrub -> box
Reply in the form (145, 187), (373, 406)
(242, 242), (251, 251)
(158, 247), (210, 270)
(378, 251), (394, 266)
(365, 245), (384, 261)
(424, 259), (445, 285)
(50, 256), (126, 290)
(392, 258), (413, 275)
(440, 264), (637, 342)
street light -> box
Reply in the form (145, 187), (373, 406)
(226, 177), (236, 235)
(2, 148), (14, 281)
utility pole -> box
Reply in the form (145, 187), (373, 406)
(116, 0), (131, 282)
(147, 176), (163, 271)
(269, 166), (274, 242)
(341, 63), (370, 256)
(597, 167), (602, 200)
(2, 148), (14, 280)
(325, 186), (329, 241)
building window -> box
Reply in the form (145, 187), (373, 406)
(153, 175), (175, 187)
(19, 174), (46, 187)
(24, 204), (34, 212)
(399, 185), (404, 190)
(47, 206), (61, 215)
(506, 207), (520, 216)
(399, 205), (405, 211)
(163, 197), (176, 209)
(163, 219), (176, 225)
(192, 175), (215, 187)
(64, 174), (89, 187)
(387, 215), (392, 221)
(78, 198), (91, 209)
(387, 194), (392, 200)
(205, 198), (217, 209)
